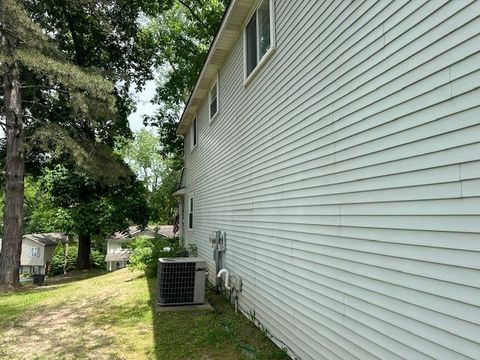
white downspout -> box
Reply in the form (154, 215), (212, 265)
(217, 268), (231, 290)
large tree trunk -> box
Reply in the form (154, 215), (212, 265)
(76, 233), (91, 269)
(0, 5), (25, 288)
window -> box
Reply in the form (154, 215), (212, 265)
(191, 117), (197, 149)
(28, 247), (39, 258)
(209, 78), (218, 121)
(245, 0), (274, 79)
(188, 197), (194, 230)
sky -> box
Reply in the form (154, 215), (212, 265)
(128, 79), (158, 132)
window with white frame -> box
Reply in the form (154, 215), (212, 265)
(191, 117), (197, 149)
(209, 79), (218, 120)
(188, 197), (194, 230)
(28, 246), (39, 258)
(245, 0), (274, 78)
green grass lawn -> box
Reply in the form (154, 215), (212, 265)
(0, 269), (288, 360)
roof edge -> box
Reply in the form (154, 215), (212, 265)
(177, 0), (254, 136)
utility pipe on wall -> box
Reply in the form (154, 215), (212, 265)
(217, 268), (231, 290)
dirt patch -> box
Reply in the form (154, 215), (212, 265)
(0, 293), (116, 359)
(0, 271), (146, 360)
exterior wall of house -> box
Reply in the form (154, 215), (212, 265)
(177, 201), (184, 239)
(107, 260), (127, 271)
(183, 1), (480, 359)
(107, 241), (122, 254)
(20, 238), (44, 267)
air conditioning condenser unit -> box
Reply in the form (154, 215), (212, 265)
(156, 257), (206, 306)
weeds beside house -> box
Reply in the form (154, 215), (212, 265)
(128, 236), (194, 278)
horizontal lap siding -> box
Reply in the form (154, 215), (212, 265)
(184, 0), (480, 359)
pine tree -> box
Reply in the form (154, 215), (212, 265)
(0, 0), (116, 287)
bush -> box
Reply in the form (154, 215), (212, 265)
(48, 244), (77, 276)
(48, 244), (106, 276)
(90, 249), (106, 270)
(128, 236), (191, 278)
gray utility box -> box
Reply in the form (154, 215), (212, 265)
(156, 257), (206, 306)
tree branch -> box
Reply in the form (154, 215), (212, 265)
(176, 0), (208, 30)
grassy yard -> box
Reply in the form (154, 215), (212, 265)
(0, 269), (288, 360)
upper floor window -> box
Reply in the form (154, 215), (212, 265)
(28, 247), (39, 258)
(245, 0), (274, 79)
(209, 78), (218, 121)
(191, 117), (197, 150)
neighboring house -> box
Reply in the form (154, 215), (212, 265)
(105, 226), (174, 271)
(0, 233), (66, 275)
(176, 1), (480, 359)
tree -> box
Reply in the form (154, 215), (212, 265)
(116, 130), (183, 224)
(123, 1), (226, 226)
(12, 0), (183, 272)
(149, 156), (183, 224)
(0, 0), (116, 287)
(43, 165), (149, 269)
(143, 0), (226, 158)
(117, 129), (165, 191)
(23, 177), (57, 234)
(18, 0), (168, 146)
(1, 0), (26, 288)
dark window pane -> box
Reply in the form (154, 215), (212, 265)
(193, 118), (197, 146)
(210, 82), (218, 118)
(258, 0), (270, 59)
(189, 198), (193, 229)
(246, 14), (257, 76)
(210, 98), (217, 118)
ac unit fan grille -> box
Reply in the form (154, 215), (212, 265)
(157, 262), (196, 304)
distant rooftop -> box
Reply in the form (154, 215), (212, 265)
(105, 249), (132, 262)
(24, 233), (67, 247)
(108, 225), (174, 241)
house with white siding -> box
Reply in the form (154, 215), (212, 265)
(105, 225), (174, 271)
(175, 1), (480, 359)
(0, 233), (66, 275)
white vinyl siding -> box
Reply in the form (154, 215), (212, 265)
(184, 1), (480, 359)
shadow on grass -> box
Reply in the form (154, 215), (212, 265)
(45, 269), (109, 286)
(146, 275), (289, 360)
(0, 269), (110, 297)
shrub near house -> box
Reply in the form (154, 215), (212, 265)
(127, 237), (193, 278)
(48, 245), (105, 276)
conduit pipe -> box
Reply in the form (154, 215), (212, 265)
(217, 268), (231, 290)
